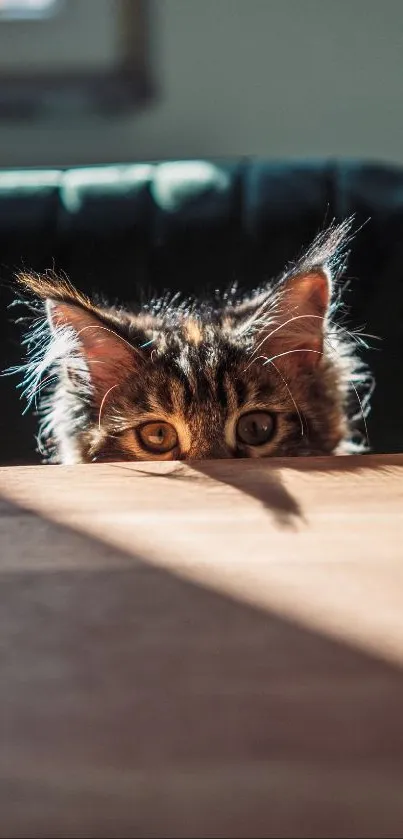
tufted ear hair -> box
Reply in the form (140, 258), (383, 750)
(230, 219), (353, 373)
(255, 267), (331, 371)
(18, 272), (142, 400)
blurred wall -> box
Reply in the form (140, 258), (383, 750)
(1, 0), (403, 168)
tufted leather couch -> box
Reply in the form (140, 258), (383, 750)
(1, 159), (402, 464)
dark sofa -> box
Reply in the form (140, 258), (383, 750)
(1, 158), (402, 464)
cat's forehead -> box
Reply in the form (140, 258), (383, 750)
(155, 316), (216, 347)
(141, 336), (275, 423)
(148, 313), (244, 362)
(181, 317), (205, 346)
(128, 311), (296, 421)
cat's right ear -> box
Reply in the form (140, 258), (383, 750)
(18, 273), (142, 400)
(228, 220), (352, 371)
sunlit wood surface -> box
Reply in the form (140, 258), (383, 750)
(0, 454), (402, 838)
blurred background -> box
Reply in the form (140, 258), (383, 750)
(2, 0), (403, 463)
(0, 0), (403, 168)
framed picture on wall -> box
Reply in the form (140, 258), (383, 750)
(0, 0), (155, 119)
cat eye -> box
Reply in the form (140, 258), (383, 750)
(137, 421), (178, 454)
(236, 411), (275, 447)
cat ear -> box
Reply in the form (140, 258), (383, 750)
(239, 219), (353, 373)
(46, 298), (140, 396)
(255, 268), (331, 372)
(18, 272), (141, 399)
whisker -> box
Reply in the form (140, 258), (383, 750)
(235, 293), (283, 338)
(349, 381), (369, 445)
(326, 329), (367, 348)
(75, 324), (145, 359)
(254, 313), (323, 352)
(243, 351), (305, 435)
(261, 357), (305, 437)
(98, 384), (119, 432)
(250, 313), (378, 359)
(262, 347), (323, 365)
(257, 344), (370, 448)
(25, 372), (58, 405)
(325, 336), (370, 447)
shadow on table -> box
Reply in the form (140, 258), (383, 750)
(110, 452), (401, 530)
(110, 460), (303, 528)
(1, 491), (403, 838)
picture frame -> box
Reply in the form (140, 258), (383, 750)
(0, 0), (155, 120)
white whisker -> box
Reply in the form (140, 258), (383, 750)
(27, 372), (58, 404)
(76, 324), (144, 358)
(325, 336), (370, 447)
(263, 348), (323, 365)
(255, 313), (324, 350)
(247, 312), (378, 361)
(349, 381), (369, 445)
(263, 358), (305, 437)
(98, 384), (119, 432)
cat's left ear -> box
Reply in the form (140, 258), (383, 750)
(17, 272), (142, 399)
(46, 298), (140, 393)
(254, 268), (331, 371)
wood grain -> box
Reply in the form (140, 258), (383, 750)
(0, 454), (402, 838)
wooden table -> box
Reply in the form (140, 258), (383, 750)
(0, 454), (403, 838)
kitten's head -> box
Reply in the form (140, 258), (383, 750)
(15, 220), (371, 464)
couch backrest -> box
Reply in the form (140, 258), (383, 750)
(1, 159), (403, 462)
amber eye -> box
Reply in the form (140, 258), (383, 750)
(137, 421), (178, 454)
(236, 411), (275, 447)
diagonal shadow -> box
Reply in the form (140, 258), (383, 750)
(189, 454), (402, 526)
(185, 461), (303, 527)
(1, 492), (403, 838)
(110, 461), (303, 528)
(110, 453), (402, 530)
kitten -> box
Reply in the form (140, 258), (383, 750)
(14, 220), (371, 464)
